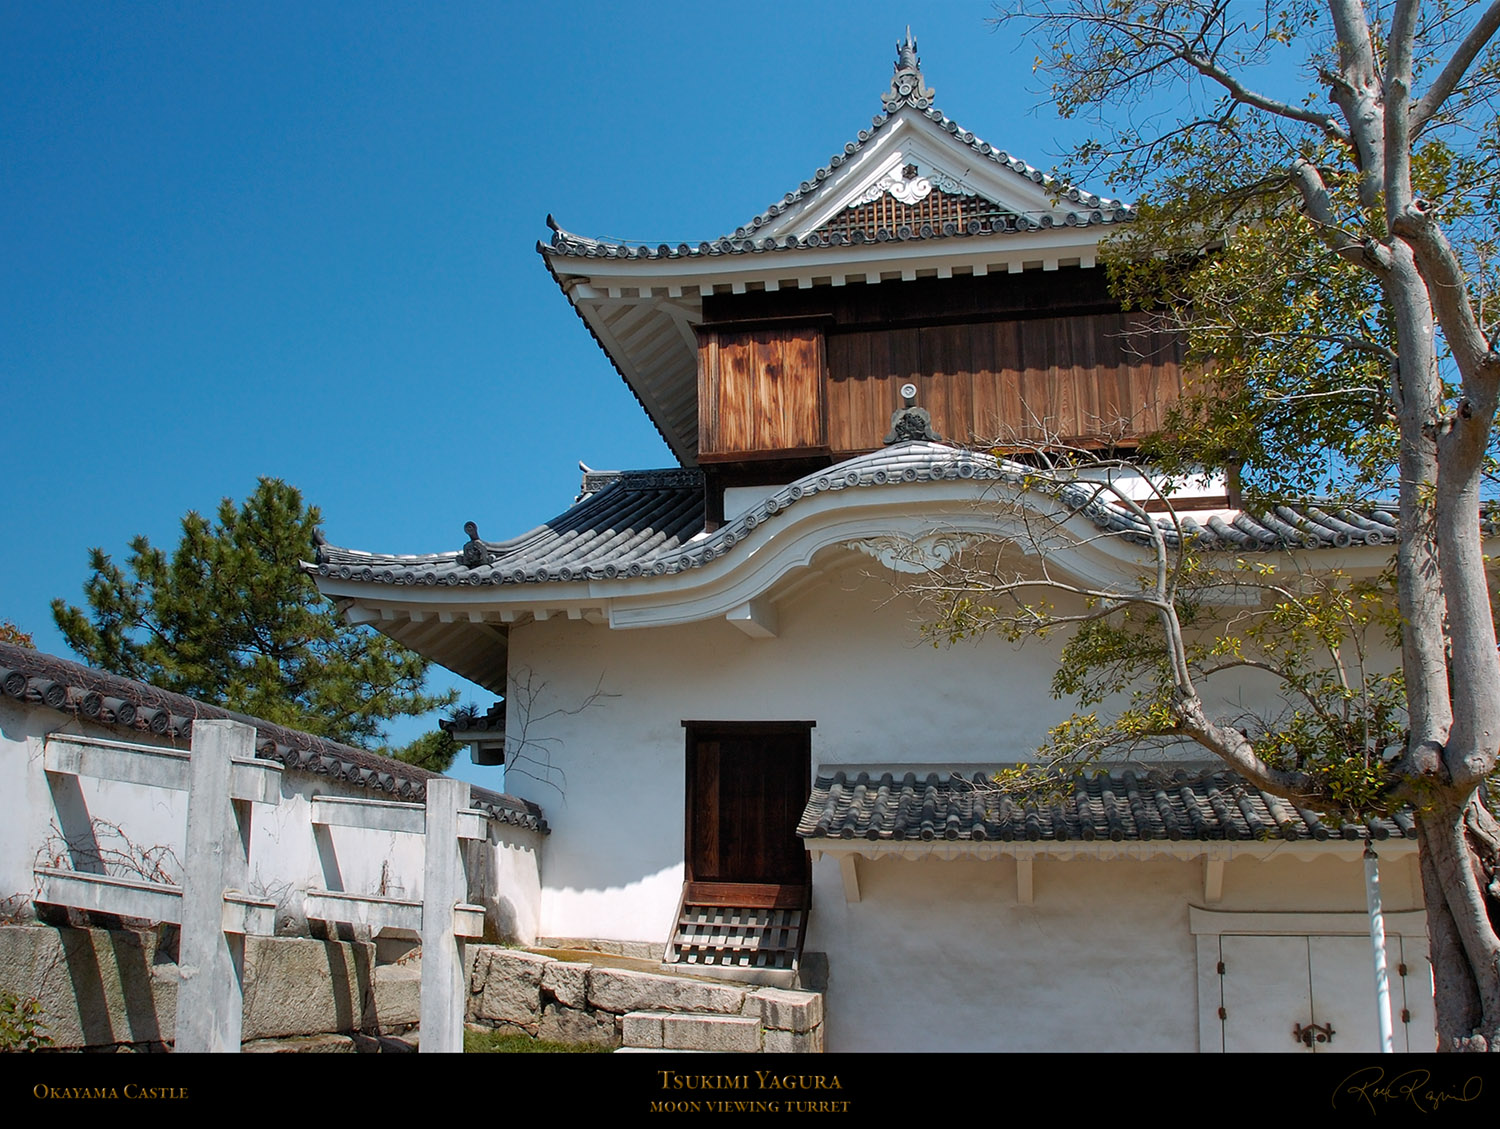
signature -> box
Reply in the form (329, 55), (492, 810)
(1335, 1067), (1483, 1114)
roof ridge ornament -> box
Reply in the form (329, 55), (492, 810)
(461, 521), (494, 568)
(884, 382), (942, 445)
(883, 27), (935, 112)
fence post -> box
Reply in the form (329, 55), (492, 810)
(174, 720), (254, 1052)
(420, 777), (470, 1053)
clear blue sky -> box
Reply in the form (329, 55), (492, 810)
(0, 2), (1218, 786)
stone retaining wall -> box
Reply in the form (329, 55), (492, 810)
(0, 924), (416, 1050)
(0, 928), (826, 1052)
(467, 947), (824, 1052)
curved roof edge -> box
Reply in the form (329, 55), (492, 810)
(309, 442), (1406, 593)
(542, 35), (1132, 261)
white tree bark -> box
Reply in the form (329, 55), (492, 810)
(991, 0), (1500, 1049)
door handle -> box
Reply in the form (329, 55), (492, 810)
(1293, 1021), (1335, 1046)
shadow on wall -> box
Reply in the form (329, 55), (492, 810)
(0, 924), (399, 1050)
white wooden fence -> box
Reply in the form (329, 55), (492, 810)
(34, 719), (484, 1053)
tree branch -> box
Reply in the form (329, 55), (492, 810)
(1411, 1), (1500, 132)
(1290, 159), (1391, 271)
(1393, 202), (1498, 382)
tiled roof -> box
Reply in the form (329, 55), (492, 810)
(313, 468), (705, 586)
(798, 766), (1417, 844)
(540, 38), (1131, 263)
(0, 642), (547, 834)
(311, 443), (1410, 591)
(543, 186), (1129, 260)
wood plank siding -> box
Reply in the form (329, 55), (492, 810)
(825, 311), (1184, 453)
(696, 269), (1187, 462)
(697, 325), (827, 461)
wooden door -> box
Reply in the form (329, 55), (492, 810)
(684, 722), (812, 890)
(1218, 934), (1434, 1052)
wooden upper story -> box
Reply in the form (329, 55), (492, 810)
(541, 35), (1179, 473)
(697, 268), (1185, 465)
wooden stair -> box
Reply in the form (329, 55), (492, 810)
(665, 882), (808, 977)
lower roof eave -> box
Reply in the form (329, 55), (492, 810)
(805, 837), (1417, 863)
(553, 225), (1111, 292)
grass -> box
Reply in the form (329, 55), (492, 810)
(463, 1027), (615, 1053)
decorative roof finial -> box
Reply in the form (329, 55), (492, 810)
(884, 382), (942, 445)
(460, 520), (494, 568)
(897, 26), (919, 70)
(884, 27), (935, 112)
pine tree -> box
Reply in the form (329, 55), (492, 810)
(52, 478), (456, 747)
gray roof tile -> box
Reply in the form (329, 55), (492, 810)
(799, 766), (1414, 844)
(311, 442), (1417, 590)
(314, 468), (704, 586)
(0, 642), (547, 834)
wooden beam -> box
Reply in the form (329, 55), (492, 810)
(1204, 857), (1225, 904)
(838, 855), (861, 903)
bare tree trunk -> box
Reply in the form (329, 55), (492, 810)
(1417, 793), (1500, 1050)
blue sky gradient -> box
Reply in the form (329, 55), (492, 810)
(3, 2), (1241, 785)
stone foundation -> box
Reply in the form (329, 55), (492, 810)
(466, 946), (824, 1052)
(0, 924), (415, 1050)
(0, 927), (826, 1052)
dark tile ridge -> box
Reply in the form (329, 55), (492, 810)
(798, 764), (1414, 845)
(0, 642), (546, 833)
(309, 443), (1417, 591)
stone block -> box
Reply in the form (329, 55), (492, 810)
(539, 937), (663, 962)
(537, 1002), (618, 1047)
(240, 936), (376, 1040)
(471, 948), (550, 1025)
(0, 926), (381, 1048)
(621, 1010), (665, 1048)
(541, 959), (590, 1010)
(0, 924), (175, 1049)
(762, 1025), (824, 1053)
(587, 967), (745, 1016)
(242, 1033), (359, 1053)
(749, 987), (823, 1032)
(662, 1012), (762, 1053)
(796, 951), (829, 992)
(373, 961), (421, 1031)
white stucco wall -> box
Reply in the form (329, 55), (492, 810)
(0, 695), (541, 943)
(804, 848), (1424, 1051)
(499, 555), (1423, 1051)
(504, 561), (1361, 935)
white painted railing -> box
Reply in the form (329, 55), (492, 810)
(35, 720), (484, 1053)
(304, 776), (488, 1054)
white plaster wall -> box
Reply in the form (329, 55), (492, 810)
(802, 848), (1423, 1052)
(497, 554), (1424, 1050)
(808, 854), (1200, 1051)
(723, 484), (780, 522)
(476, 831), (543, 945)
(0, 696), (540, 942)
(503, 559), (1382, 944)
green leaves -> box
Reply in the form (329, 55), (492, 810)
(0, 991), (52, 1053)
(1045, 561), (1405, 815)
(1107, 162), (1401, 502)
(52, 478), (456, 748)
(387, 728), (462, 773)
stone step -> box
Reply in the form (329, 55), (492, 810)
(623, 1009), (763, 1053)
(467, 946), (825, 1052)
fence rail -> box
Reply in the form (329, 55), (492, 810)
(34, 720), (482, 1053)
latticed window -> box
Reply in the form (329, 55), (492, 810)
(814, 188), (1017, 241)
